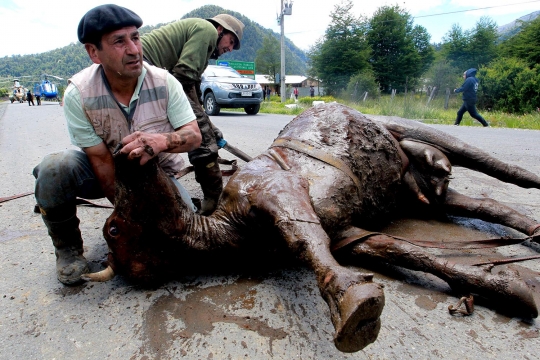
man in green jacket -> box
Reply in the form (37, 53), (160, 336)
(141, 14), (244, 215)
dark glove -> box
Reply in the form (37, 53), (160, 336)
(213, 126), (223, 142)
(208, 118), (223, 142)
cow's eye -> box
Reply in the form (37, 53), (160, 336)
(109, 226), (119, 236)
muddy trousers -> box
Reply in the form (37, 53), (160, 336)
(191, 155), (223, 215)
(33, 150), (196, 284)
(184, 84), (223, 215)
(454, 100), (489, 126)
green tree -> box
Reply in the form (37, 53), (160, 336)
(500, 16), (540, 68)
(367, 5), (434, 93)
(255, 35), (281, 81)
(468, 17), (498, 67)
(441, 17), (498, 71)
(308, 0), (370, 95)
(440, 24), (469, 70)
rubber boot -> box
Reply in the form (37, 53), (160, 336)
(43, 214), (89, 285)
(194, 159), (223, 216)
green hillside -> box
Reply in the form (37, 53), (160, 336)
(0, 5), (307, 88)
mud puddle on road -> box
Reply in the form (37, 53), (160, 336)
(379, 217), (540, 315)
(139, 277), (288, 359)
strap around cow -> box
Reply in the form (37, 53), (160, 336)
(331, 228), (532, 253)
(175, 158), (239, 179)
(271, 137), (361, 187)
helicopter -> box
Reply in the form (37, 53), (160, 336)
(33, 74), (63, 101)
(9, 78), (28, 103)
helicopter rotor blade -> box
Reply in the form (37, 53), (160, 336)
(42, 74), (64, 80)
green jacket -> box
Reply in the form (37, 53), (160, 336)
(141, 18), (217, 86)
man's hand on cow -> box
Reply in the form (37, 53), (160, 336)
(120, 131), (165, 165)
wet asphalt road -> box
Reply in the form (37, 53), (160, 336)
(0, 100), (539, 359)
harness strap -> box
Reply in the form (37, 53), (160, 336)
(331, 229), (532, 252)
(0, 191), (34, 203)
(271, 137), (361, 187)
(175, 158), (239, 179)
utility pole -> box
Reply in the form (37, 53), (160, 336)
(279, 0), (293, 103)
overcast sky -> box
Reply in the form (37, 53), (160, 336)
(1, 0), (539, 58)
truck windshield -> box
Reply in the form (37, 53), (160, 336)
(205, 66), (242, 78)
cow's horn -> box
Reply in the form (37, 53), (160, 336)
(81, 266), (115, 282)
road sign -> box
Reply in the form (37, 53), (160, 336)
(217, 60), (255, 79)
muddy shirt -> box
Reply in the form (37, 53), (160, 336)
(141, 18), (217, 85)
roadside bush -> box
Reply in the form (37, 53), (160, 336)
(0, 88), (8, 97)
(423, 60), (460, 97)
(345, 70), (380, 101)
(478, 57), (540, 113)
(297, 95), (337, 106)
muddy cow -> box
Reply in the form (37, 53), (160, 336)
(84, 103), (540, 352)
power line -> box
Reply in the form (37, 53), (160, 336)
(285, 0), (540, 35)
(413, 0), (540, 19)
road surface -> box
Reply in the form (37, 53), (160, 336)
(0, 101), (539, 359)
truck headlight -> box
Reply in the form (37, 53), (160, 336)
(217, 82), (235, 90)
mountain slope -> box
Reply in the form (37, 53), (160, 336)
(0, 5), (307, 84)
(498, 10), (540, 41)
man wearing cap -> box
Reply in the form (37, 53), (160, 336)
(32, 4), (201, 285)
(141, 14), (245, 215)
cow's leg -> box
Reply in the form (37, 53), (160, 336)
(255, 175), (384, 352)
(349, 234), (538, 318)
(444, 188), (540, 238)
(279, 220), (384, 352)
(380, 117), (540, 189)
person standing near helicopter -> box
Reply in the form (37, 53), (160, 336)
(26, 90), (35, 106)
(141, 14), (245, 215)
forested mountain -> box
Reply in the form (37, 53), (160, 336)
(0, 5), (307, 85)
(497, 10), (540, 41)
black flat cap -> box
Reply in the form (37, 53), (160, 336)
(78, 4), (143, 44)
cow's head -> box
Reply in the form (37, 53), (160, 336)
(83, 152), (188, 283)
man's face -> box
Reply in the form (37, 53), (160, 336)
(216, 32), (236, 56)
(87, 26), (143, 79)
(463, 72), (467, 79)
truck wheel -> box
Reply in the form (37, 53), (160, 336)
(244, 104), (260, 115)
(204, 92), (221, 116)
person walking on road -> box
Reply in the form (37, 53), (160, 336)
(32, 4), (201, 286)
(141, 14), (245, 215)
(454, 68), (489, 127)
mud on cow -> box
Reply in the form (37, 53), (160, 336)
(84, 103), (540, 352)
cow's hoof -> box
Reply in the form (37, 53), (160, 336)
(496, 269), (538, 318)
(333, 282), (385, 352)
